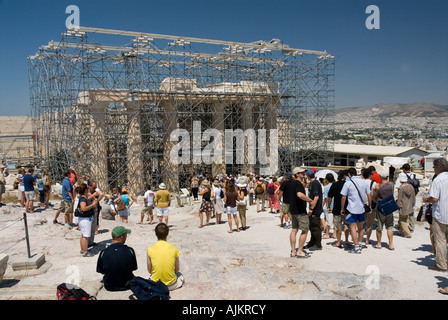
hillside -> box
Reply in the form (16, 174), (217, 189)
(334, 102), (448, 117)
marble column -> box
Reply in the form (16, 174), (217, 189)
(211, 101), (226, 177)
(160, 99), (180, 192)
(89, 102), (109, 192)
(123, 102), (145, 198)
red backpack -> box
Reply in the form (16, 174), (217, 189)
(57, 283), (95, 300)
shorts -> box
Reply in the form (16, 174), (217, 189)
(376, 210), (394, 231)
(226, 206), (238, 215)
(157, 207), (169, 217)
(281, 203), (290, 215)
(325, 211), (334, 227)
(59, 200), (73, 215)
(345, 210), (365, 223)
(365, 209), (376, 227)
(25, 191), (36, 201)
(0, 184), (5, 194)
(110, 203), (117, 212)
(333, 215), (345, 231)
(78, 216), (93, 237)
(118, 207), (130, 217)
(291, 214), (309, 231)
(142, 205), (154, 214)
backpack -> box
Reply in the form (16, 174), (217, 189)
(57, 283), (96, 300)
(266, 183), (274, 195)
(130, 276), (170, 300)
(255, 183), (264, 195)
(405, 173), (420, 195)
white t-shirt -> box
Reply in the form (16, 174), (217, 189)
(340, 176), (371, 214)
(144, 190), (156, 206)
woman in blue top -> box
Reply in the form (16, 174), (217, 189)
(37, 173), (45, 208)
(114, 188), (134, 223)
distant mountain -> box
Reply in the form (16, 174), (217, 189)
(334, 103), (448, 117)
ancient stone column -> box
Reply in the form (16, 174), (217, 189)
(211, 101), (226, 177)
(89, 102), (109, 192)
(160, 99), (180, 192)
(123, 102), (145, 198)
(241, 101), (255, 175)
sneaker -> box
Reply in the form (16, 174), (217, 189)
(53, 220), (58, 224)
(348, 247), (362, 254)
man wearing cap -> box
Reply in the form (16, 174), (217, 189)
(282, 167), (313, 258)
(0, 165), (6, 207)
(154, 183), (172, 225)
(97, 226), (137, 291)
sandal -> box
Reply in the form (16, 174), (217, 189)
(296, 253), (311, 259)
(439, 287), (448, 295)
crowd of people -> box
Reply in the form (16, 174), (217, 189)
(187, 159), (448, 265)
(1, 157), (447, 296)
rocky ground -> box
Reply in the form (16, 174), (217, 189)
(0, 197), (447, 301)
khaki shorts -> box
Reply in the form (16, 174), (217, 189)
(291, 214), (309, 231)
(59, 200), (73, 215)
(281, 203), (290, 215)
(365, 210), (376, 227)
(142, 205), (154, 214)
(333, 215), (345, 231)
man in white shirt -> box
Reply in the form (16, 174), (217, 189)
(341, 168), (372, 254)
(423, 158), (448, 273)
(139, 185), (155, 224)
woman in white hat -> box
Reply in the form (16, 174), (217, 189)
(198, 180), (214, 228)
(236, 181), (248, 230)
(212, 181), (225, 225)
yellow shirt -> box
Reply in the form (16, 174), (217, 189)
(154, 190), (171, 208)
(147, 240), (180, 285)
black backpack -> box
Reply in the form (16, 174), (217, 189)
(57, 283), (96, 300)
(405, 173), (420, 195)
(130, 276), (170, 300)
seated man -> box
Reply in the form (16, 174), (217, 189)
(96, 226), (137, 291)
(147, 223), (185, 291)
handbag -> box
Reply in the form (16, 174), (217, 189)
(377, 194), (399, 216)
(350, 179), (371, 213)
(74, 197), (92, 218)
(117, 200), (126, 211)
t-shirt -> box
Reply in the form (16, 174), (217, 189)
(61, 177), (73, 202)
(23, 174), (35, 192)
(78, 196), (94, 217)
(340, 176), (371, 214)
(154, 190), (171, 208)
(328, 180), (346, 215)
(144, 190), (155, 206)
(147, 240), (180, 286)
(225, 191), (238, 207)
(96, 243), (138, 291)
(309, 180), (323, 216)
(323, 183), (333, 210)
(281, 179), (307, 215)
(377, 182), (394, 201)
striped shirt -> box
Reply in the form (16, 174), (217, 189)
(430, 172), (448, 224)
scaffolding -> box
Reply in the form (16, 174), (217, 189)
(28, 26), (335, 196)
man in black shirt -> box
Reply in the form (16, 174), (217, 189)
(282, 167), (312, 258)
(97, 226), (138, 291)
(305, 169), (324, 251)
(327, 170), (348, 248)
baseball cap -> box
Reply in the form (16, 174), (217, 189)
(306, 169), (315, 176)
(112, 226), (131, 237)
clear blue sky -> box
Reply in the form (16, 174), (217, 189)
(0, 0), (447, 116)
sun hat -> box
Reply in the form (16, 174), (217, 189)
(159, 183), (166, 189)
(292, 167), (307, 174)
(112, 226), (131, 237)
